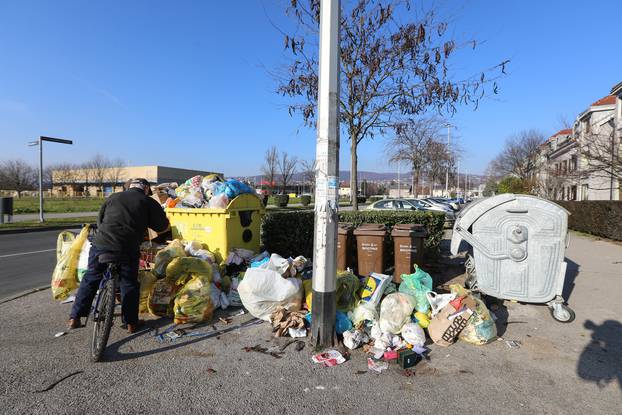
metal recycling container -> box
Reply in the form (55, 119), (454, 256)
(450, 194), (574, 322)
(337, 223), (355, 272)
(166, 193), (265, 258)
(353, 224), (387, 277)
(391, 224), (427, 283)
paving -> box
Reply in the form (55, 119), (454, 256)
(9, 211), (98, 223)
(0, 232), (620, 414)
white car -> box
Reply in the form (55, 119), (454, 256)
(406, 199), (456, 221)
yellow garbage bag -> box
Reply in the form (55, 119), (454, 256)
(173, 273), (214, 324)
(138, 270), (157, 314)
(56, 231), (76, 261)
(304, 271), (360, 312)
(449, 284), (497, 345)
(148, 278), (178, 317)
(51, 225), (89, 301)
(153, 240), (186, 278)
(166, 256), (212, 285)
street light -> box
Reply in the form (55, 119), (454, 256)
(444, 123), (454, 197)
(28, 136), (73, 222)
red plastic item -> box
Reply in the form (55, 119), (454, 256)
(449, 296), (464, 310)
(384, 350), (398, 360)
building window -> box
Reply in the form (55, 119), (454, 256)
(563, 160), (568, 173)
(561, 187), (566, 200)
(571, 185), (577, 201)
(570, 155), (577, 171)
(581, 184), (588, 201)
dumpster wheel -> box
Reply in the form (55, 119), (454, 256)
(549, 300), (575, 323)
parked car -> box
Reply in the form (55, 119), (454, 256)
(408, 199), (456, 222)
(423, 198), (459, 212)
(366, 198), (422, 211)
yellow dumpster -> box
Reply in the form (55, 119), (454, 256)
(166, 193), (265, 257)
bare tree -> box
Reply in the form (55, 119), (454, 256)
(276, 0), (509, 209)
(84, 154), (110, 197)
(578, 123), (620, 198)
(278, 152), (298, 193)
(425, 140), (451, 196)
(386, 118), (443, 197)
(0, 160), (36, 197)
(489, 129), (545, 180)
(261, 146), (279, 193)
(48, 162), (79, 196)
(299, 158), (316, 194)
(105, 158), (127, 194)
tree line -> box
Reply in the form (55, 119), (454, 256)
(0, 155), (126, 197)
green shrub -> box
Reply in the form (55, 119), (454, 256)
(261, 209), (445, 262)
(275, 194), (289, 207)
(556, 201), (622, 241)
(300, 195), (311, 206)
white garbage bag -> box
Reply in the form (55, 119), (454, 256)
(237, 268), (303, 321)
(401, 322), (426, 347)
(378, 293), (416, 334)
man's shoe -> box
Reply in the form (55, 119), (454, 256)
(127, 320), (145, 334)
(67, 318), (82, 329)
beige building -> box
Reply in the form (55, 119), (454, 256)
(52, 165), (222, 197)
(531, 85), (621, 201)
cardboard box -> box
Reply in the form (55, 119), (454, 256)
(428, 304), (474, 347)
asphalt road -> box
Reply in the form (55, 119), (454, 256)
(0, 229), (80, 301)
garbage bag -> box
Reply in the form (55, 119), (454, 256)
(173, 273), (214, 324)
(237, 268), (303, 321)
(348, 301), (379, 326)
(184, 241), (216, 263)
(51, 225), (90, 301)
(208, 193), (229, 209)
(138, 270), (157, 314)
(449, 284), (498, 345)
(77, 240), (91, 282)
(378, 293), (416, 334)
(399, 266), (433, 313)
(213, 179), (254, 200)
(56, 231), (76, 261)
(336, 271), (360, 312)
(148, 278), (178, 317)
(336, 311), (353, 334)
(166, 256), (213, 285)
(153, 240), (186, 278)
(359, 273), (392, 308)
(401, 322), (426, 347)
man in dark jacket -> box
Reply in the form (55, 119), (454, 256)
(68, 178), (169, 333)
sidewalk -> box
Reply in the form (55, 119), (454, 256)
(0, 232), (620, 414)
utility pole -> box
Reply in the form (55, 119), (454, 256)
(456, 161), (460, 198)
(311, 0), (340, 348)
(444, 123), (452, 197)
(397, 162), (401, 198)
(28, 136), (73, 222)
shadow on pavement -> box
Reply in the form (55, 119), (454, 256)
(102, 316), (262, 362)
(577, 319), (622, 392)
(562, 257), (580, 303)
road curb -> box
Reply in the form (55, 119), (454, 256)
(0, 224), (83, 235)
(0, 285), (50, 305)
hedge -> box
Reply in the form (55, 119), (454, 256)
(556, 201), (622, 241)
(260, 209), (446, 263)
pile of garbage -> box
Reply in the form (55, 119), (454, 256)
(153, 174), (255, 210)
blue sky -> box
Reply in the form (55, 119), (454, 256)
(0, 0), (620, 177)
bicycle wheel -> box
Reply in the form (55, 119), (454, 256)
(91, 272), (117, 362)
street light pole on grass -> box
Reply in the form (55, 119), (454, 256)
(28, 136), (73, 222)
(311, 0), (340, 348)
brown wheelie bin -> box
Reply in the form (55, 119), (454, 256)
(353, 224), (387, 277)
(337, 223), (355, 272)
(391, 224), (427, 283)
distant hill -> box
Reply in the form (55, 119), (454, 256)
(233, 170), (485, 183)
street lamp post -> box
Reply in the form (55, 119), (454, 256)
(311, 0), (340, 348)
(444, 123), (452, 197)
(28, 136), (73, 222)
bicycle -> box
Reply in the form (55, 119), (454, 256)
(88, 252), (123, 362)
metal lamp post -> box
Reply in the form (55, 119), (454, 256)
(28, 136), (73, 222)
(311, 0), (340, 348)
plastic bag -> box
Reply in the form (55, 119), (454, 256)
(166, 257), (213, 284)
(153, 240), (186, 278)
(148, 278), (178, 317)
(449, 284), (497, 345)
(76, 240), (91, 282)
(343, 329), (370, 350)
(399, 266), (433, 313)
(227, 276), (242, 307)
(213, 179), (254, 200)
(138, 270), (157, 314)
(208, 193), (229, 209)
(348, 301), (379, 326)
(359, 273), (393, 307)
(378, 293), (416, 334)
(51, 225), (90, 300)
(336, 271), (360, 312)
(173, 273), (214, 324)
(184, 241), (216, 263)
(237, 268), (303, 321)
(427, 291), (456, 317)
(401, 322), (426, 347)
(56, 231), (76, 261)
(336, 311), (353, 334)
